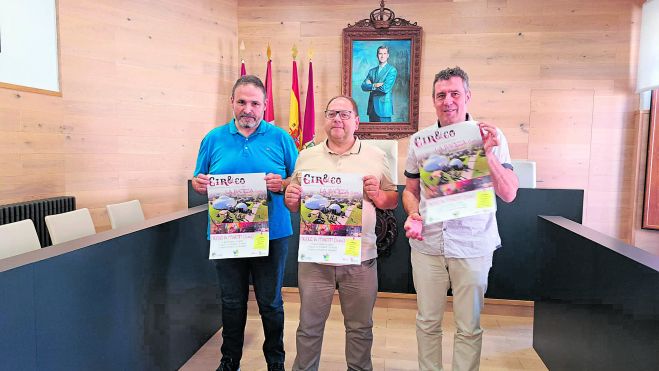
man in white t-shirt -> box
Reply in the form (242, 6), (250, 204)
(402, 67), (519, 371)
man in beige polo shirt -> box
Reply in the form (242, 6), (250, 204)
(284, 95), (398, 371)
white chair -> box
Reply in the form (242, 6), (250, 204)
(0, 219), (41, 259)
(511, 159), (537, 188)
(106, 200), (145, 229)
(363, 139), (399, 184)
(45, 208), (96, 245)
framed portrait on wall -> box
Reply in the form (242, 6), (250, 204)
(342, 3), (422, 139)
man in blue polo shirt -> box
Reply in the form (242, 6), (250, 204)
(192, 75), (298, 371)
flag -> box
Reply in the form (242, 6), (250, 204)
(264, 45), (275, 123)
(288, 58), (302, 150)
(302, 60), (315, 149)
(239, 40), (246, 76)
(240, 60), (246, 76)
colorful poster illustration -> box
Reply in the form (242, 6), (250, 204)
(298, 172), (363, 265)
(411, 121), (496, 224)
(207, 173), (269, 259)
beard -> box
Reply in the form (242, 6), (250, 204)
(235, 114), (259, 128)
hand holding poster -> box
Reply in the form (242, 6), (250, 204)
(207, 173), (269, 259)
(411, 121), (496, 224)
(298, 172), (363, 265)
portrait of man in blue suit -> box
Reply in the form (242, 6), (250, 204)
(360, 45), (398, 122)
(351, 40), (411, 124)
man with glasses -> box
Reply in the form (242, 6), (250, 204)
(403, 67), (518, 371)
(284, 95), (398, 371)
(192, 75), (298, 371)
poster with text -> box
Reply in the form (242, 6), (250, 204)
(298, 172), (363, 265)
(207, 173), (269, 259)
(411, 121), (496, 224)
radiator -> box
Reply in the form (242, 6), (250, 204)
(0, 196), (76, 247)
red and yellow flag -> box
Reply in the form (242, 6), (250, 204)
(289, 45), (302, 150)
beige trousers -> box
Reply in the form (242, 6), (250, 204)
(411, 249), (493, 371)
(292, 259), (378, 371)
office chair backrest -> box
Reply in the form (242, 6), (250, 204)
(106, 200), (145, 229)
(45, 208), (96, 245)
(0, 219), (41, 259)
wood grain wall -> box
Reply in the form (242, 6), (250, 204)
(237, 0), (648, 243)
(0, 0), (238, 231)
(1, 0), (656, 249)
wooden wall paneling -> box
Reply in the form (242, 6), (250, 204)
(236, 0), (642, 241)
(57, 17), (117, 62)
(2, 132), (66, 155)
(20, 109), (69, 135)
(540, 64), (632, 81)
(0, 0), (645, 242)
(21, 154), (66, 175)
(65, 171), (121, 193)
(238, 4), (381, 22)
(113, 63), (222, 95)
(467, 83), (532, 158)
(63, 153), (196, 174)
(117, 170), (190, 190)
(0, 0), (238, 230)
(535, 0), (642, 16)
(0, 155), (22, 176)
(70, 189), (152, 211)
(300, 21), (351, 38)
(112, 101), (223, 130)
(528, 89), (594, 190)
(0, 174), (66, 205)
(0, 109), (21, 132)
(238, 22), (302, 40)
(586, 94), (639, 241)
(450, 14), (623, 34)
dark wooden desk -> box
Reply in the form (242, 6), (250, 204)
(534, 216), (659, 370)
(0, 206), (220, 371)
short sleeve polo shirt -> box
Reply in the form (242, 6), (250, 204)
(194, 119), (299, 240)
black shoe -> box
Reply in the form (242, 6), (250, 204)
(217, 358), (241, 371)
(267, 362), (285, 371)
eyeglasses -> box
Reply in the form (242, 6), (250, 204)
(324, 110), (353, 120)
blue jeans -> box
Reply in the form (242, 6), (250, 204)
(213, 237), (289, 365)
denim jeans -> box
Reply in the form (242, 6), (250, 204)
(214, 237), (289, 365)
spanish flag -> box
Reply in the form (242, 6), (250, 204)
(289, 47), (302, 150)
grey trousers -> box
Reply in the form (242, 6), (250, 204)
(292, 259), (378, 371)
